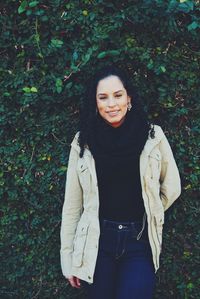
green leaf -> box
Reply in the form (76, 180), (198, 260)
(160, 66), (166, 73)
(38, 52), (44, 58)
(188, 21), (199, 31)
(97, 50), (120, 59)
(66, 82), (73, 89)
(72, 51), (78, 61)
(97, 51), (106, 59)
(41, 16), (48, 22)
(51, 39), (63, 48)
(187, 282), (194, 289)
(56, 79), (63, 93)
(22, 87), (31, 93)
(18, 1), (27, 14)
(84, 53), (91, 63)
(59, 166), (68, 172)
(56, 87), (62, 93)
(56, 79), (62, 87)
(178, 2), (194, 13)
(108, 50), (120, 56)
(26, 9), (32, 16)
(29, 1), (39, 8)
(3, 92), (10, 97)
(147, 59), (154, 70)
(30, 87), (38, 93)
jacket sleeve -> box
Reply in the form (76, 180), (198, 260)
(159, 132), (181, 211)
(60, 133), (83, 278)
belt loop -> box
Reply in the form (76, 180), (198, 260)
(136, 212), (147, 240)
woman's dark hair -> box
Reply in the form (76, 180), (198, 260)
(78, 64), (155, 158)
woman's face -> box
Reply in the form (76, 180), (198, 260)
(96, 75), (131, 128)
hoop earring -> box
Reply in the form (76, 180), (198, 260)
(127, 102), (132, 111)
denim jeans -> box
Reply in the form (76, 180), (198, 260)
(81, 216), (156, 299)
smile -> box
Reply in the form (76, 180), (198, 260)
(107, 110), (120, 116)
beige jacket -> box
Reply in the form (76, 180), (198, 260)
(60, 125), (181, 284)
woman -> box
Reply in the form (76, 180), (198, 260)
(60, 65), (181, 299)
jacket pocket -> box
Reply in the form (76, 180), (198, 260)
(72, 223), (89, 267)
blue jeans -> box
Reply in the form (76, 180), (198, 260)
(81, 217), (156, 299)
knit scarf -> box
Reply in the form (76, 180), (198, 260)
(88, 108), (149, 162)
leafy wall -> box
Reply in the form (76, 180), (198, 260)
(0, 0), (200, 298)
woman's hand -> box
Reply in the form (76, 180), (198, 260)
(67, 275), (81, 288)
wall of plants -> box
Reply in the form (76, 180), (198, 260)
(0, 0), (199, 298)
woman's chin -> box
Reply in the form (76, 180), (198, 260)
(105, 116), (125, 128)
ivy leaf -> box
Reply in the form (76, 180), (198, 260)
(178, 1), (194, 13)
(97, 51), (106, 59)
(30, 87), (38, 93)
(29, 1), (39, 8)
(72, 51), (78, 61)
(160, 66), (166, 73)
(22, 87), (31, 93)
(18, 1), (28, 14)
(59, 166), (68, 172)
(3, 92), (10, 97)
(51, 39), (63, 48)
(147, 59), (154, 70)
(108, 50), (120, 56)
(188, 21), (199, 31)
(83, 53), (92, 64)
(97, 50), (120, 59)
(66, 82), (73, 89)
(23, 87), (38, 93)
(56, 78), (63, 94)
(187, 282), (194, 289)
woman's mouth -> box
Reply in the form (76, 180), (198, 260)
(107, 110), (120, 117)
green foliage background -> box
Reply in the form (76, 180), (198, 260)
(0, 0), (200, 298)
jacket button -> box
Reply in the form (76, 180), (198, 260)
(88, 276), (91, 280)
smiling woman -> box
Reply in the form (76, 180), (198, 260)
(60, 65), (181, 299)
(96, 75), (132, 128)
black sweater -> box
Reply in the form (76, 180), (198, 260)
(88, 108), (149, 222)
(95, 154), (145, 221)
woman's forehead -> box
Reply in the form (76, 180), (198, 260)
(96, 75), (125, 93)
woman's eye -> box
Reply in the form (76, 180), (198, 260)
(99, 94), (122, 100)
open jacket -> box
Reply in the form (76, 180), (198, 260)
(60, 125), (181, 284)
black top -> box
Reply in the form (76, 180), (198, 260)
(95, 154), (145, 221)
(88, 107), (149, 222)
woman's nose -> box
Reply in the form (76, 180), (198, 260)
(107, 97), (117, 107)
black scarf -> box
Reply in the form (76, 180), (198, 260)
(88, 108), (149, 162)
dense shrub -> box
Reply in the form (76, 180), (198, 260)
(0, 0), (199, 298)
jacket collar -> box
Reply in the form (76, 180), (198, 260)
(71, 125), (164, 185)
(143, 125), (163, 155)
(71, 125), (163, 157)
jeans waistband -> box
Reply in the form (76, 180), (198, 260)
(100, 219), (143, 230)
(99, 213), (147, 240)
